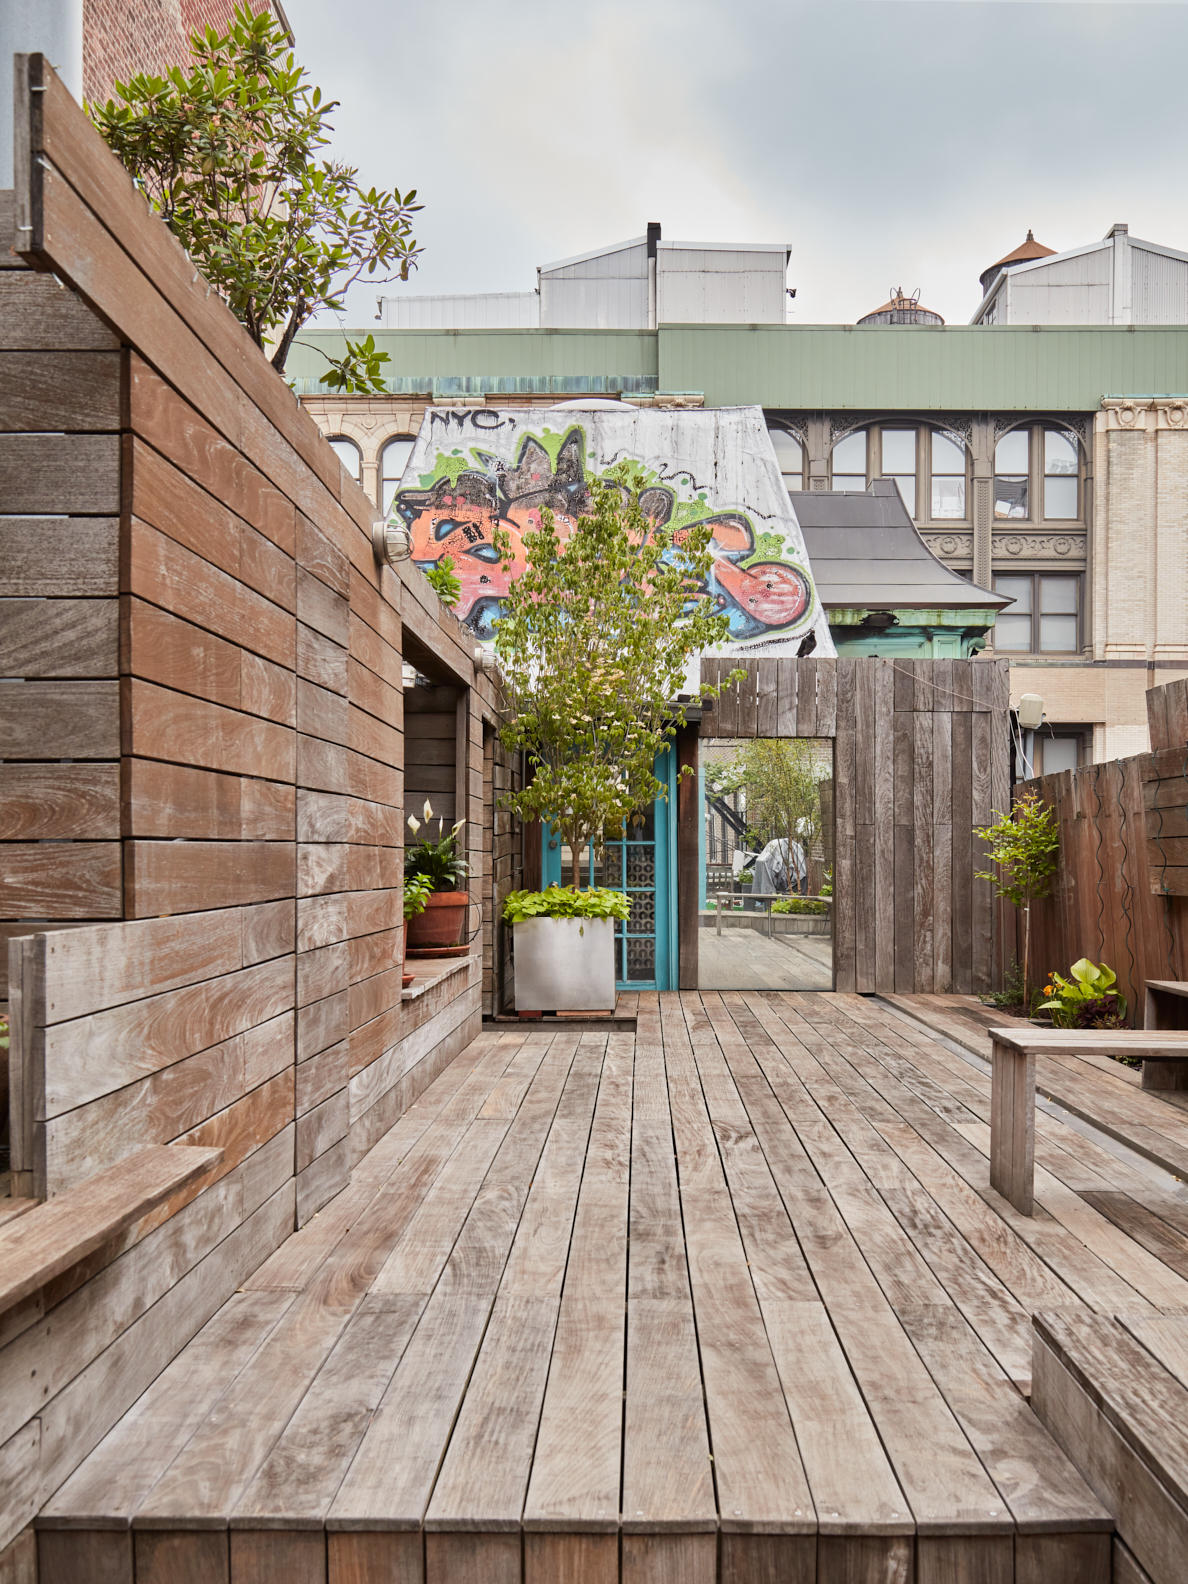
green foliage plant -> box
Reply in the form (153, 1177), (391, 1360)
(426, 554), (462, 608)
(502, 885), (632, 927)
(738, 869), (754, 885)
(974, 790), (1059, 1010)
(1040, 959), (1128, 1029)
(771, 897), (829, 916)
(405, 800), (469, 893)
(403, 873), (432, 922)
(494, 464), (741, 890)
(90, 4), (421, 387)
(728, 738), (830, 877)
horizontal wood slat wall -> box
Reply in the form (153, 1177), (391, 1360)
(699, 657), (1010, 995)
(0, 53), (499, 1552)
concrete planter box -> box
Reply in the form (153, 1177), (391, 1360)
(513, 916), (616, 1012)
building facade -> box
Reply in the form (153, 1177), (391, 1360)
(296, 233), (1188, 769)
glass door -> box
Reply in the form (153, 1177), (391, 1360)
(541, 752), (677, 991)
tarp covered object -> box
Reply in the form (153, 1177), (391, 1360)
(390, 404), (834, 657)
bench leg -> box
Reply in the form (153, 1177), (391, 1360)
(1142, 1059), (1188, 1092)
(990, 1039), (1035, 1215)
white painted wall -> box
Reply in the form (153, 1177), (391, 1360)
(379, 292), (538, 329)
(0, 0), (83, 186)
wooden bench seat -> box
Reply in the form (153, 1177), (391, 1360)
(0, 1144), (222, 1316)
(989, 1030), (1188, 1215)
(1033, 1310), (1188, 1584)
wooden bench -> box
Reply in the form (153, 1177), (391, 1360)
(0, 1143), (222, 1316)
(1143, 980), (1188, 1090)
(989, 1028), (1188, 1215)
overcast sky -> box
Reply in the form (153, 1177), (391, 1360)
(284, 0), (1188, 328)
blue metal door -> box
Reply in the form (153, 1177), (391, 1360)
(541, 751), (678, 991)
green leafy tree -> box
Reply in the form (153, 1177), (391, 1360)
(729, 738), (830, 888)
(974, 790), (1060, 1008)
(494, 466), (739, 891)
(90, 4), (420, 389)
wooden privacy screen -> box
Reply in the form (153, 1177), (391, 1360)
(1022, 677), (1188, 1022)
(0, 52), (527, 1553)
(699, 656), (1011, 995)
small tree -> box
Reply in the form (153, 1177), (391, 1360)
(494, 467), (737, 890)
(730, 738), (829, 888)
(90, 4), (420, 389)
(974, 790), (1059, 1008)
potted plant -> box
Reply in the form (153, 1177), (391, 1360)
(402, 874), (432, 985)
(404, 800), (470, 951)
(491, 463), (741, 1010)
(503, 885), (631, 1012)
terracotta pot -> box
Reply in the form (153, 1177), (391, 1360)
(406, 891), (468, 950)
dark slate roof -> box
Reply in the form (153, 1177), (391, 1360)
(790, 479), (1011, 612)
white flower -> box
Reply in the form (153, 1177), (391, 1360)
(423, 799), (434, 823)
(407, 814), (421, 834)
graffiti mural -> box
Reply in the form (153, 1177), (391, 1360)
(391, 405), (833, 655)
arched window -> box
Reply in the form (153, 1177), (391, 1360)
(993, 429), (1029, 519)
(830, 429), (867, 491)
(930, 431), (967, 519)
(381, 436), (417, 513)
(767, 426), (804, 493)
(327, 436), (362, 486)
(879, 428), (917, 515)
(1043, 429), (1078, 520)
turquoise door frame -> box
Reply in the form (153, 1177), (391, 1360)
(541, 750), (679, 991)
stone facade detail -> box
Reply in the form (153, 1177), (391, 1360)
(1094, 400), (1188, 663)
(990, 532), (1087, 563)
(921, 532), (973, 561)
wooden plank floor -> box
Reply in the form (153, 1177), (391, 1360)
(698, 931), (833, 990)
(42, 990), (1166, 1584)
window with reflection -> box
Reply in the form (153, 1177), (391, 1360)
(993, 573), (1079, 653)
(381, 435), (417, 513)
(930, 432), (967, 519)
(880, 428), (917, 515)
(830, 430), (867, 491)
(328, 436), (361, 485)
(768, 427), (804, 493)
(994, 429), (1029, 519)
(1044, 430), (1078, 520)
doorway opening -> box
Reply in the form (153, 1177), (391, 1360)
(698, 737), (834, 991)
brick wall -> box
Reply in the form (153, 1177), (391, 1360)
(83, 0), (275, 105)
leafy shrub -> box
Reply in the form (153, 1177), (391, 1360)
(403, 874), (432, 921)
(426, 554), (461, 608)
(1039, 959), (1128, 1029)
(771, 897), (829, 915)
(502, 886), (631, 926)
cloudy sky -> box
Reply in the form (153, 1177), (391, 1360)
(284, 0), (1188, 328)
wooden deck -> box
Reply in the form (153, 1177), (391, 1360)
(44, 986), (1188, 1584)
(698, 931), (833, 990)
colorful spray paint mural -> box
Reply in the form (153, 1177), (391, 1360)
(390, 405), (834, 656)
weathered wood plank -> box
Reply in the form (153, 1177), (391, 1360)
(122, 761), (294, 842)
(0, 1144), (221, 1310)
(0, 272), (119, 349)
(0, 518), (118, 598)
(122, 679), (295, 783)
(0, 351), (120, 431)
(0, 842), (122, 918)
(0, 680), (119, 758)
(124, 840), (295, 918)
(0, 600), (117, 678)
(0, 434), (119, 514)
(0, 764), (120, 840)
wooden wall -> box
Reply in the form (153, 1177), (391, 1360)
(1022, 678), (1188, 1021)
(699, 656), (1011, 995)
(0, 53), (498, 1553)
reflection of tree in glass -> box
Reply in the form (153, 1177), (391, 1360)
(728, 740), (831, 871)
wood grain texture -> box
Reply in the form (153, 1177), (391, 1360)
(124, 841), (295, 917)
(123, 600), (295, 726)
(0, 518), (118, 598)
(0, 1144), (221, 1307)
(0, 271), (119, 349)
(123, 679), (295, 782)
(0, 680), (119, 758)
(0, 842), (122, 918)
(0, 351), (120, 431)
(123, 760), (294, 842)
(0, 434), (119, 514)
(0, 599), (117, 678)
(0, 764), (120, 840)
